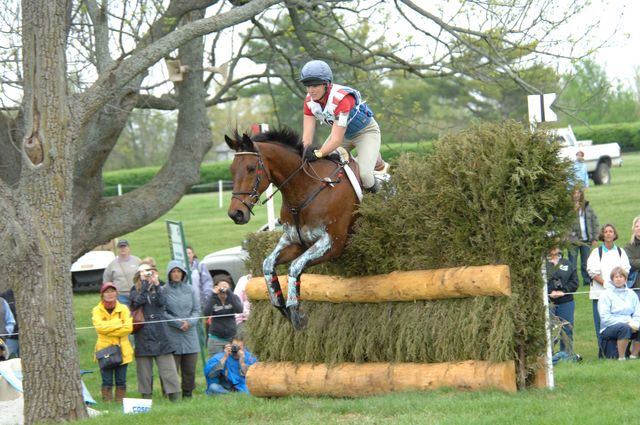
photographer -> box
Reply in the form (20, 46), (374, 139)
(203, 275), (243, 357)
(130, 264), (180, 401)
(546, 248), (579, 354)
(204, 337), (257, 395)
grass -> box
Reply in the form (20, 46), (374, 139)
(72, 152), (640, 424)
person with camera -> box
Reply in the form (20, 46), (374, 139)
(204, 337), (257, 395)
(92, 282), (133, 402)
(598, 267), (640, 360)
(203, 275), (243, 357)
(164, 260), (200, 399)
(130, 264), (181, 401)
(546, 248), (579, 354)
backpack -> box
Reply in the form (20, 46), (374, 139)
(597, 245), (621, 260)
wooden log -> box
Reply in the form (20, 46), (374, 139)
(246, 265), (511, 303)
(246, 360), (517, 397)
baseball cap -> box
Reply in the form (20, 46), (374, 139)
(100, 282), (118, 294)
(117, 240), (129, 247)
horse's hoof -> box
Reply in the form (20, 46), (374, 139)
(288, 306), (308, 331)
(276, 306), (290, 320)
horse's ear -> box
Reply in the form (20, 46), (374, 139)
(224, 134), (238, 151)
(241, 133), (255, 152)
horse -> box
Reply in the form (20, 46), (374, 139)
(224, 128), (360, 330)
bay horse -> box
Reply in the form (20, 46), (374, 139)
(224, 128), (359, 330)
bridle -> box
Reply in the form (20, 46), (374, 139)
(231, 146), (345, 248)
(231, 152), (267, 216)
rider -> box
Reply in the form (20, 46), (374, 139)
(299, 59), (383, 193)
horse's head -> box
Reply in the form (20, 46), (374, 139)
(225, 132), (270, 224)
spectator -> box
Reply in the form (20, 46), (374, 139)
(587, 223), (631, 357)
(0, 295), (17, 359)
(624, 216), (640, 293)
(164, 260), (200, 398)
(546, 248), (579, 354)
(203, 275), (243, 357)
(598, 267), (640, 360)
(103, 240), (142, 306)
(92, 282), (133, 402)
(568, 188), (599, 287)
(204, 336), (257, 395)
(572, 150), (589, 189)
(0, 289), (18, 357)
(130, 264), (181, 401)
(234, 274), (252, 339)
(186, 246), (213, 312)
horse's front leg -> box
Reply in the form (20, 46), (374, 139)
(262, 231), (296, 318)
(286, 229), (332, 330)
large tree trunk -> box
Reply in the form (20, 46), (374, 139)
(16, 0), (88, 423)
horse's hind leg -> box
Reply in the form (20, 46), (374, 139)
(286, 231), (332, 330)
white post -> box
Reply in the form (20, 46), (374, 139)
(542, 261), (555, 389)
(219, 180), (223, 209)
(117, 184), (122, 196)
(266, 184), (276, 230)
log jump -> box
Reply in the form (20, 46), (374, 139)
(245, 265), (511, 303)
(244, 264), (516, 397)
(246, 360), (517, 397)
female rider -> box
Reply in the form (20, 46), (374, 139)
(299, 59), (382, 193)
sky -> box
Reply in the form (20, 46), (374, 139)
(591, 1), (639, 88)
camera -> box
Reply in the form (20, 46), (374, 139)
(143, 271), (153, 277)
(231, 344), (240, 354)
(219, 287), (227, 293)
(549, 278), (564, 291)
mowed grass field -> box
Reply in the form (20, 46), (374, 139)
(72, 152), (640, 424)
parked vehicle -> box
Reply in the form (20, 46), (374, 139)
(201, 221), (281, 286)
(70, 250), (115, 292)
(552, 126), (622, 185)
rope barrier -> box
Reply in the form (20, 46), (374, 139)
(0, 312), (239, 339)
(1, 286), (636, 338)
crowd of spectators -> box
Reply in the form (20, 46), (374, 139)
(91, 241), (255, 403)
(548, 157), (640, 361)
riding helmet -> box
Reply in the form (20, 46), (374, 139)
(299, 60), (333, 86)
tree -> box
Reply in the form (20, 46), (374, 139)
(0, 1), (618, 422)
(1, 1), (280, 423)
(558, 59), (640, 125)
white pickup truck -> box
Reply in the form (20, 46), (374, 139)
(552, 126), (622, 185)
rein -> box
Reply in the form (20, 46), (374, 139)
(232, 148), (345, 249)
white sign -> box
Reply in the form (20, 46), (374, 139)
(123, 397), (152, 414)
(527, 93), (557, 123)
(166, 220), (188, 271)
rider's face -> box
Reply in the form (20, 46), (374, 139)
(306, 84), (327, 101)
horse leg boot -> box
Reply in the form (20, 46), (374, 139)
(263, 242), (292, 320)
(266, 273), (289, 320)
(286, 275), (308, 331)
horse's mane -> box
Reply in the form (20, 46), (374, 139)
(252, 127), (304, 156)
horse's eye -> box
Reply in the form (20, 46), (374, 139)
(247, 164), (256, 173)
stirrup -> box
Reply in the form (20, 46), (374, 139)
(364, 179), (381, 194)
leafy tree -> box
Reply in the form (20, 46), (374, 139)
(558, 59), (640, 125)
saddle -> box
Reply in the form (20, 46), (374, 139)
(325, 147), (390, 200)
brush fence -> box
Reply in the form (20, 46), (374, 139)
(244, 265), (516, 396)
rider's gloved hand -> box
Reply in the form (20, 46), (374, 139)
(304, 147), (322, 162)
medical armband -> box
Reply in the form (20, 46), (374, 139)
(337, 112), (349, 127)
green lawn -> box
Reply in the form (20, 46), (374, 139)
(73, 152), (640, 424)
